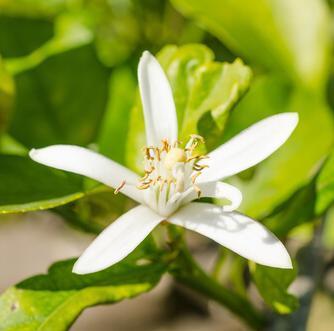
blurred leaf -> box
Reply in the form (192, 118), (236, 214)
(0, 15), (53, 58)
(8, 45), (109, 148)
(0, 154), (84, 213)
(0, 57), (14, 134)
(321, 206), (334, 249)
(98, 67), (136, 163)
(171, 0), (331, 90)
(0, 245), (167, 330)
(0, 0), (65, 18)
(0, 134), (27, 155)
(316, 150), (334, 214)
(250, 262), (299, 314)
(180, 57), (251, 140)
(264, 181), (316, 237)
(225, 77), (333, 218)
(126, 44), (251, 172)
(5, 13), (93, 75)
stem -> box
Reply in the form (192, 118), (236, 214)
(170, 247), (266, 330)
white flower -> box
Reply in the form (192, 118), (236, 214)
(29, 51), (298, 275)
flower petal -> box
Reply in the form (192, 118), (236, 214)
(198, 113), (299, 183)
(178, 181), (242, 212)
(73, 205), (163, 274)
(29, 145), (143, 203)
(138, 51), (178, 146)
(169, 202), (292, 268)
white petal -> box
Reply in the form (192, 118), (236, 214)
(138, 51), (178, 146)
(178, 182), (242, 212)
(198, 113), (299, 182)
(169, 202), (292, 269)
(29, 145), (143, 203)
(73, 205), (162, 274)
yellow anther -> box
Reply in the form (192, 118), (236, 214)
(161, 139), (171, 152)
(155, 148), (161, 161)
(193, 164), (209, 171)
(114, 180), (126, 194)
(190, 134), (205, 141)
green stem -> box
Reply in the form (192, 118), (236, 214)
(170, 247), (266, 330)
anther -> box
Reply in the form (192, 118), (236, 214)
(193, 164), (209, 171)
(114, 180), (126, 194)
(194, 185), (202, 198)
(191, 172), (201, 184)
(161, 139), (171, 152)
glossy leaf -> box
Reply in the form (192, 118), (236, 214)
(0, 154), (83, 213)
(0, 245), (167, 331)
(171, 0), (331, 90)
(250, 262), (299, 314)
(8, 45), (109, 148)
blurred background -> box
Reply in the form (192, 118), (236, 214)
(1, 0), (334, 330)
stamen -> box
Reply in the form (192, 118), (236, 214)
(137, 181), (152, 190)
(191, 172), (201, 184)
(136, 135), (208, 215)
(155, 148), (161, 161)
(114, 180), (126, 194)
(186, 134), (205, 152)
(161, 139), (171, 152)
(194, 185), (202, 198)
(193, 164), (208, 171)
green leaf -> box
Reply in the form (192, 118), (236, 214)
(180, 57), (251, 140)
(171, 0), (331, 90)
(5, 13), (93, 75)
(0, 15), (53, 58)
(316, 150), (334, 214)
(0, 0), (65, 18)
(0, 154), (84, 213)
(0, 246), (167, 331)
(0, 134), (27, 156)
(97, 66), (136, 163)
(126, 44), (251, 172)
(8, 45), (109, 148)
(250, 262), (299, 314)
(264, 181), (316, 237)
(225, 77), (334, 218)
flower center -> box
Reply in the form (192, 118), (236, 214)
(135, 135), (208, 216)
